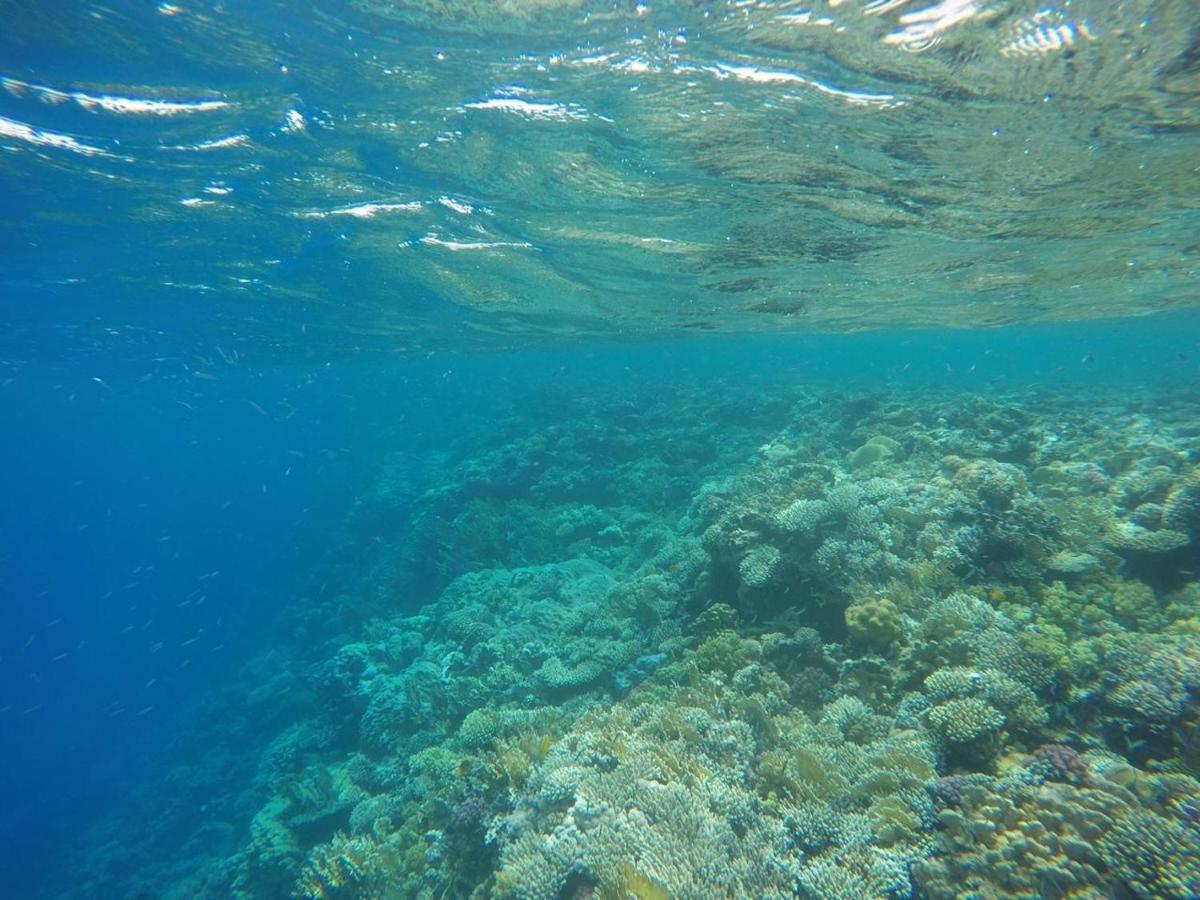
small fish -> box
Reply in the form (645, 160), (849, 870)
(1081, 352), (1094, 364)
(136, 706), (154, 716)
(50, 652), (69, 662)
(145, 679), (157, 689)
(91, 376), (113, 391)
(247, 399), (269, 417)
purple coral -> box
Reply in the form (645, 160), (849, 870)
(448, 793), (488, 838)
(930, 775), (969, 808)
(1030, 744), (1090, 786)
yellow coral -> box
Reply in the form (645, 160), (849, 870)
(606, 864), (671, 900)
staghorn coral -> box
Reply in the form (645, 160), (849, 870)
(775, 498), (830, 536)
(492, 668), (938, 899)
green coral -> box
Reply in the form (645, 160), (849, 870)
(457, 709), (499, 749)
(926, 697), (1005, 745)
(923, 667), (1047, 734)
(532, 655), (606, 692)
(1112, 579), (1160, 630)
(848, 435), (900, 470)
(694, 602), (738, 636)
(1105, 521), (1190, 555)
(694, 630), (751, 677)
(845, 596), (903, 651)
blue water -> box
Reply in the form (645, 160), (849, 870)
(3, 2), (1200, 898)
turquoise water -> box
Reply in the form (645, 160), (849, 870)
(2, 2), (1199, 898)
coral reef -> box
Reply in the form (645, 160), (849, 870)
(914, 768), (1200, 899)
(61, 383), (1200, 899)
